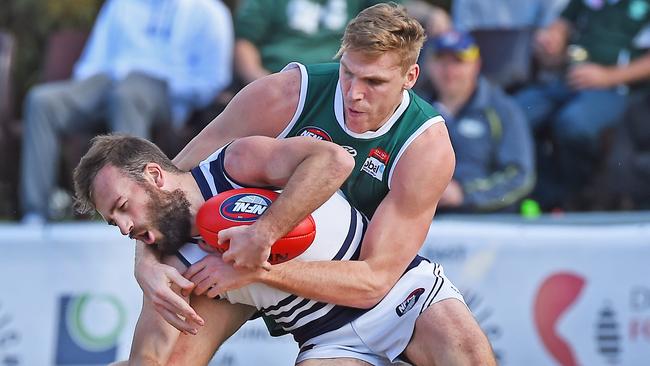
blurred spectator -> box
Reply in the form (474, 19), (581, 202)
(515, 0), (650, 210)
(233, 0), (390, 85)
(233, 0), (450, 86)
(20, 0), (234, 224)
(426, 31), (535, 212)
(405, 1), (452, 37)
(450, 0), (568, 93)
(590, 90), (650, 211)
(452, 0), (568, 31)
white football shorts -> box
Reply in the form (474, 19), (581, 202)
(296, 260), (466, 365)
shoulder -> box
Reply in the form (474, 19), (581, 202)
(384, 122), (454, 214)
(265, 67), (302, 105)
(391, 122), (454, 190)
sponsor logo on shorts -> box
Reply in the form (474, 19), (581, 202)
(298, 127), (332, 141)
(55, 293), (126, 365)
(396, 288), (425, 317)
(361, 147), (389, 181)
(220, 193), (271, 222)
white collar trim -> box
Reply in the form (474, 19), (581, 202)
(334, 80), (411, 139)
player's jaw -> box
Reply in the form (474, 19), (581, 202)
(141, 185), (192, 255)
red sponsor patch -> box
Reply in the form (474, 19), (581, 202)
(369, 147), (390, 164)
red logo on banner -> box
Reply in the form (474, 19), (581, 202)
(534, 272), (586, 366)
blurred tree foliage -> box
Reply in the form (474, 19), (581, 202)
(0, 0), (103, 118)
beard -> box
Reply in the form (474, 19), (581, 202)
(143, 185), (192, 255)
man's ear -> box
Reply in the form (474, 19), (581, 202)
(144, 163), (165, 188)
(403, 63), (420, 90)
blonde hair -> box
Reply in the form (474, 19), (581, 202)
(337, 2), (426, 73)
(73, 134), (183, 214)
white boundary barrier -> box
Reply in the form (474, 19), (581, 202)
(1, 219), (649, 365)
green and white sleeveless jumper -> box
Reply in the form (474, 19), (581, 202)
(278, 62), (445, 218)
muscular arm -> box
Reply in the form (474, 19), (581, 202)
(172, 67), (301, 170)
(134, 67), (301, 331)
(222, 136), (355, 250)
(127, 255), (254, 365)
(188, 135), (354, 280)
(256, 124), (454, 308)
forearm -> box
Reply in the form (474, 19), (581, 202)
(259, 259), (393, 308)
(609, 53), (650, 85)
(254, 145), (354, 242)
(129, 299), (180, 366)
(234, 39), (269, 84)
(135, 241), (161, 277)
(549, 18), (571, 39)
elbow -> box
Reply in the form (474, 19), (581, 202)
(329, 145), (355, 181)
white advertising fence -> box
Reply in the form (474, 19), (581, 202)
(1, 218), (649, 365)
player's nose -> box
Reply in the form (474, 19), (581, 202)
(347, 79), (364, 100)
(116, 217), (134, 236)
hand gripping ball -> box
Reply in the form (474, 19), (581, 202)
(196, 188), (316, 264)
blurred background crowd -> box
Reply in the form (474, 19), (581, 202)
(0, 0), (648, 224)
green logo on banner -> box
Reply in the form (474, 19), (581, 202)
(65, 293), (126, 352)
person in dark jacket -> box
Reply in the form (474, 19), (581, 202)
(426, 30), (536, 212)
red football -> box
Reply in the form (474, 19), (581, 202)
(196, 188), (316, 264)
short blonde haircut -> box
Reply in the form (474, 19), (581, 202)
(337, 2), (426, 73)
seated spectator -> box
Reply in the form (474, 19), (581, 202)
(514, 0), (650, 210)
(20, 0), (234, 224)
(233, 0), (450, 86)
(425, 31), (535, 212)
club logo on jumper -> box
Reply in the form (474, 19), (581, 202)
(361, 147), (389, 181)
(0, 300), (21, 365)
(220, 193), (271, 222)
(341, 145), (357, 157)
(396, 288), (425, 317)
(534, 273), (585, 366)
(298, 126), (332, 141)
(55, 293), (126, 365)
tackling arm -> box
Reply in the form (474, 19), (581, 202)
(134, 67), (301, 332)
(172, 68), (301, 170)
(216, 135), (354, 269)
(127, 255), (254, 365)
(259, 124), (454, 307)
(199, 123), (455, 307)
